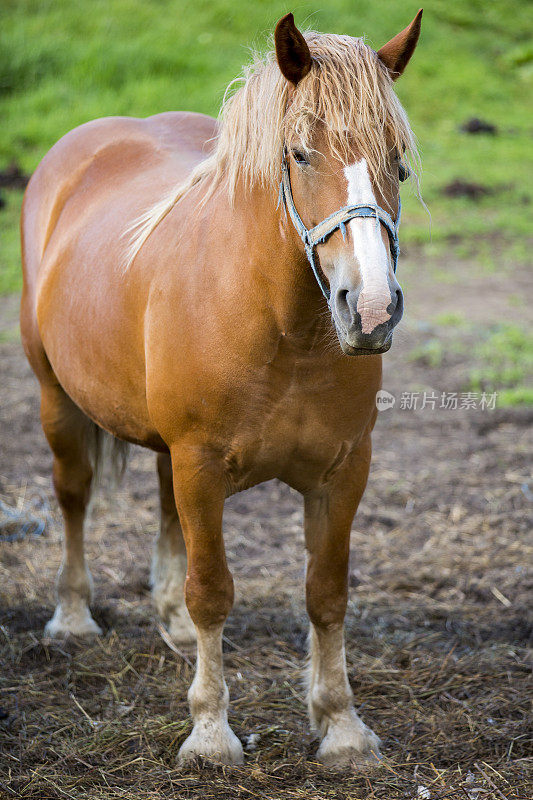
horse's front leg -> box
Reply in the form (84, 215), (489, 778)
(171, 447), (243, 765)
(304, 436), (381, 768)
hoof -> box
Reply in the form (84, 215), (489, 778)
(44, 603), (102, 638)
(167, 606), (196, 645)
(316, 710), (381, 769)
(178, 721), (244, 766)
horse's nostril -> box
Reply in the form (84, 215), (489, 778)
(337, 288), (348, 306)
(335, 288), (351, 324)
(390, 288), (404, 325)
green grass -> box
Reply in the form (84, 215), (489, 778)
(1, 0), (532, 293)
(469, 324), (533, 401)
(408, 322), (533, 407)
(434, 312), (465, 327)
(498, 386), (533, 406)
(408, 338), (446, 368)
(0, 190), (24, 294)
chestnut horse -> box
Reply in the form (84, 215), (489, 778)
(21, 11), (422, 766)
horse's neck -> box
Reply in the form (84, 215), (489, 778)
(227, 183), (328, 341)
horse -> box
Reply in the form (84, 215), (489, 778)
(20, 10), (423, 767)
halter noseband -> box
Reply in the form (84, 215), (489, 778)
(278, 149), (401, 303)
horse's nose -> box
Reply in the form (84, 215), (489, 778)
(334, 285), (404, 340)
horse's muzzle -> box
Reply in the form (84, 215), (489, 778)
(334, 286), (403, 356)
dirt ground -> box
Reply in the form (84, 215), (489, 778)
(0, 254), (531, 799)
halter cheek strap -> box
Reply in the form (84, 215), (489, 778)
(278, 150), (401, 303)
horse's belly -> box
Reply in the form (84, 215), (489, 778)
(36, 253), (163, 449)
(41, 329), (163, 448)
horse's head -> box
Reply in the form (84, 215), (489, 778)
(275, 12), (422, 355)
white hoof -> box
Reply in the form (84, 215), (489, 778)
(316, 709), (381, 768)
(167, 605), (196, 644)
(44, 602), (102, 638)
(178, 719), (244, 765)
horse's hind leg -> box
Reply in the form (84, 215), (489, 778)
(40, 381), (102, 637)
(304, 436), (380, 767)
(152, 452), (195, 643)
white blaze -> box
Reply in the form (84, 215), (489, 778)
(343, 160), (392, 334)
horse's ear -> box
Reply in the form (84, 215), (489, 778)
(377, 9), (423, 80)
(275, 13), (312, 86)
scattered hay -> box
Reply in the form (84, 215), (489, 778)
(1, 428), (531, 798)
(0, 290), (531, 798)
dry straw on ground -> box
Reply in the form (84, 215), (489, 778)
(0, 289), (531, 799)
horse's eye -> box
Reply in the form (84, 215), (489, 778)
(292, 149), (310, 166)
(398, 162), (410, 182)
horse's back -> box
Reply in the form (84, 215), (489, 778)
(21, 111), (216, 291)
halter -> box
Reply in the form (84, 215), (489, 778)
(278, 149), (401, 303)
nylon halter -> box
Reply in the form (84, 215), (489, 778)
(278, 149), (401, 303)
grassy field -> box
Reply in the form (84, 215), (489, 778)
(2, 0), (532, 269)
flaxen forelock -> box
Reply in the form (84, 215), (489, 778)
(125, 31), (419, 269)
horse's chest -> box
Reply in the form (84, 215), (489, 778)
(223, 371), (368, 492)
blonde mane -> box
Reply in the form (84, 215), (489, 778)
(125, 30), (419, 269)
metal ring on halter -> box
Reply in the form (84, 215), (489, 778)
(278, 149), (401, 303)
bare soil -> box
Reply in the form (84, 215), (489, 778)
(0, 163), (30, 190)
(0, 257), (531, 799)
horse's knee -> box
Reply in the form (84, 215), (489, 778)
(185, 565), (234, 627)
(306, 573), (348, 629)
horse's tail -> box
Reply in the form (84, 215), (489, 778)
(86, 421), (130, 489)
